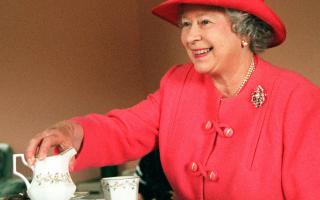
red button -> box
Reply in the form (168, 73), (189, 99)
(223, 127), (234, 138)
(208, 170), (219, 182)
(203, 120), (213, 130)
(190, 162), (198, 172)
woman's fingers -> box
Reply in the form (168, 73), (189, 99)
(25, 120), (83, 167)
(25, 129), (68, 165)
(25, 133), (46, 166)
(36, 132), (59, 160)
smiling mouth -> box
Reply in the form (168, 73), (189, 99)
(193, 47), (213, 56)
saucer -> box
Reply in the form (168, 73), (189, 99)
(71, 192), (89, 199)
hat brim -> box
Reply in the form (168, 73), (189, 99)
(152, 0), (286, 47)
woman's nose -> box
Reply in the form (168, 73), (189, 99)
(186, 25), (202, 44)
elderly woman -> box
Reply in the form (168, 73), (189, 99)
(25, 0), (320, 199)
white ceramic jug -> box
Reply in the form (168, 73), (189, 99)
(13, 148), (77, 200)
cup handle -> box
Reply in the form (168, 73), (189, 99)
(13, 154), (32, 188)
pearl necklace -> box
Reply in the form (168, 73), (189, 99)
(234, 58), (255, 96)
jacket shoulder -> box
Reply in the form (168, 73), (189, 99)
(276, 67), (320, 95)
(259, 57), (320, 94)
(160, 63), (194, 88)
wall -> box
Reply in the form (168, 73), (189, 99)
(263, 0), (320, 84)
(139, 0), (187, 92)
(0, 0), (144, 182)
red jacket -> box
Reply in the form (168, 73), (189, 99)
(73, 56), (320, 199)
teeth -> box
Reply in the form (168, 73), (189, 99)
(194, 48), (211, 55)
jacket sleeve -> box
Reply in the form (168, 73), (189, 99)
(282, 82), (320, 199)
(72, 66), (178, 171)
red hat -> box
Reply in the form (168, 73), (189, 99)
(152, 0), (286, 47)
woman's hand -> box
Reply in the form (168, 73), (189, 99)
(137, 194), (143, 200)
(25, 120), (84, 167)
(171, 191), (178, 200)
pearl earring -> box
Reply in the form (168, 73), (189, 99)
(241, 40), (248, 48)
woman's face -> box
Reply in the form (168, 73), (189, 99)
(180, 5), (244, 75)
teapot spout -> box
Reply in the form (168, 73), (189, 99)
(13, 154), (32, 189)
(60, 148), (77, 161)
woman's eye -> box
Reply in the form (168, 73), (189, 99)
(180, 21), (191, 28)
(200, 19), (211, 25)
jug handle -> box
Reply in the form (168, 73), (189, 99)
(13, 154), (32, 189)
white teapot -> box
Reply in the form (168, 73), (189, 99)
(13, 148), (77, 200)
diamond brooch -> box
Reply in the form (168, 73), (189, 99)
(251, 85), (266, 108)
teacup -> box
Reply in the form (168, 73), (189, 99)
(101, 176), (139, 200)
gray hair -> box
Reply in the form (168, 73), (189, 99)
(225, 8), (274, 53)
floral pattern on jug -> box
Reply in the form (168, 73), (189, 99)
(34, 172), (73, 186)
